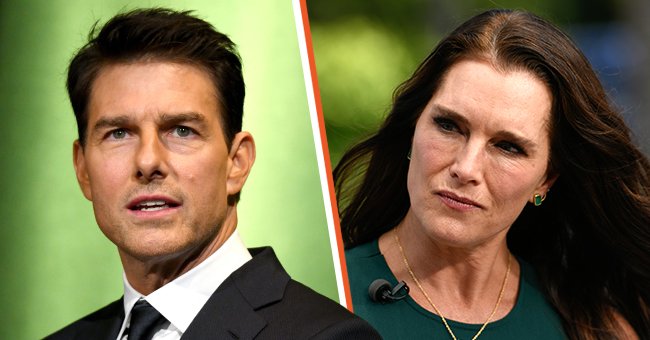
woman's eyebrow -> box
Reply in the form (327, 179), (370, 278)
(431, 104), (470, 126)
(493, 130), (538, 151)
(432, 104), (538, 151)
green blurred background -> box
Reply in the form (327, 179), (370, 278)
(307, 0), (650, 165)
(0, 1), (338, 338)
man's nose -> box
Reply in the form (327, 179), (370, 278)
(135, 131), (168, 181)
(449, 141), (483, 185)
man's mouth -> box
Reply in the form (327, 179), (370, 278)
(131, 200), (177, 211)
(127, 197), (181, 212)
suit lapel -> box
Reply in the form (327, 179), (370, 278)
(73, 298), (124, 340)
(181, 247), (290, 340)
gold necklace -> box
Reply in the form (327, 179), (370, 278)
(393, 230), (511, 340)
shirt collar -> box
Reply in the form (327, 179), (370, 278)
(118, 230), (252, 337)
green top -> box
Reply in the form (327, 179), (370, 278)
(346, 239), (567, 339)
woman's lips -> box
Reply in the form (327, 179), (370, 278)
(436, 191), (483, 211)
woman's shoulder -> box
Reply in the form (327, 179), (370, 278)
(345, 239), (381, 259)
(344, 239), (396, 294)
(510, 259), (567, 337)
(345, 239), (388, 283)
(517, 259), (554, 308)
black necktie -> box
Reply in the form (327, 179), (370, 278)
(127, 299), (167, 340)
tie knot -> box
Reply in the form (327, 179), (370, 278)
(127, 300), (167, 340)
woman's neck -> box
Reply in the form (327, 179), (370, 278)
(378, 218), (520, 323)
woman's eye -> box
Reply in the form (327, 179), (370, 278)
(496, 141), (525, 155)
(172, 126), (194, 137)
(434, 117), (459, 133)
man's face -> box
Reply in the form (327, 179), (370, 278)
(73, 61), (252, 262)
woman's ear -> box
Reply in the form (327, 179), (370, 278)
(529, 173), (559, 204)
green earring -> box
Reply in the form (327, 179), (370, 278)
(533, 193), (546, 206)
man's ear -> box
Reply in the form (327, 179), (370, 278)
(73, 140), (93, 201)
(226, 132), (256, 196)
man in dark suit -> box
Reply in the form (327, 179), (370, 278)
(46, 8), (379, 340)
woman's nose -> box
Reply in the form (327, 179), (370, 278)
(449, 142), (483, 185)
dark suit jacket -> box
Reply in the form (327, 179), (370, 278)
(45, 247), (381, 339)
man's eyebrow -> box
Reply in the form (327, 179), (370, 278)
(92, 115), (132, 131)
(158, 112), (207, 126)
(92, 112), (207, 130)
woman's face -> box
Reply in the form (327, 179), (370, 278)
(406, 59), (556, 248)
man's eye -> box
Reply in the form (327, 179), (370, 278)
(109, 129), (128, 139)
(172, 126), (194, 137)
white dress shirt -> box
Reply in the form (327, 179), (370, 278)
(117, 231), (252, 340)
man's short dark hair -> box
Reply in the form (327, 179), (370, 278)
(67, 8), (245, 146)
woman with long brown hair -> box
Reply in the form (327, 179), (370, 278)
(335, 9), (649, 339)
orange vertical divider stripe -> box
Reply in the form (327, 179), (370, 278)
(298, 0), (354, 311)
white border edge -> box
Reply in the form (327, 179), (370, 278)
(291, 0), (347, 307)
